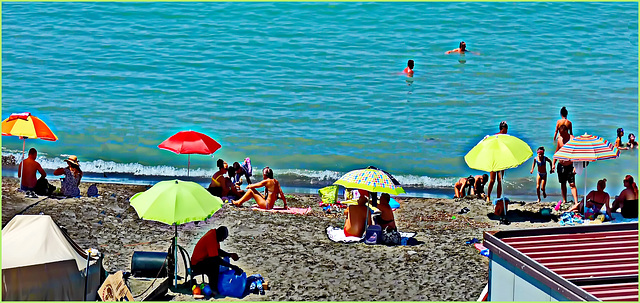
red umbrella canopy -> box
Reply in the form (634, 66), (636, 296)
(158, 131), (221, 155)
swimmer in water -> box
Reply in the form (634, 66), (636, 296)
(445, 41), (480, 55)
(403, 60), (414, 77)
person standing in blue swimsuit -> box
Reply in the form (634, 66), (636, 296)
(530, 146), (555, 203)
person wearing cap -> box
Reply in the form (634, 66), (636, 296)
(18, 148), (46, 191)
(54, 155), (83, 197)
(486, 121), (509, 202)
(530, 146), (555, 203)
(553, 107), (573, 141)
(568, 179), (610, 216)
(615, 128), (629, 150)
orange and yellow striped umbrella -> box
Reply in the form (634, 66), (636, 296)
(2, 112), (58, 141)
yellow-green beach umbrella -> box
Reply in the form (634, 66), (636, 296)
(464, 134), (533, 172)
(129, 179), (223, 287)
(334, 168), (405, 195)
(130, 179), (222, 225)
(464, 134), (532, 218)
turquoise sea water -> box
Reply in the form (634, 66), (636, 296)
(2, 2), (638, 198)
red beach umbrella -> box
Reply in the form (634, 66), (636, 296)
(158, 131), (222, 176)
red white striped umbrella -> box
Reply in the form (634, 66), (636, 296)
(553, 134), (619, 162)
(553, 134), (619, 216)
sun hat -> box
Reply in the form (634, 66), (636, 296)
(64, 155), (80, 167)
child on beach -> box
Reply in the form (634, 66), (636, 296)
(454, 176), (475, 198)
(473, 174), (489, 199)
(530, 147), (555, 203)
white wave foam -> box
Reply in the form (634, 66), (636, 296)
(1, 152), (456, 188)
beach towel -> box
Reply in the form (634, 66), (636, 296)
(610, 212), (638, 223)
(251, 206), (312, 215)
(326, 226), (417, 244)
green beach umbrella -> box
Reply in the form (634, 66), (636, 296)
(464, 134), (532, 217)
(129, 179), (223, 287)
(334, 168), (406, 196)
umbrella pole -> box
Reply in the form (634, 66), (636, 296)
(174, 224), (178, 288)
(187, 155), (190, 177)
(19, 138), (25, 190)
(583, 165), (588, 217)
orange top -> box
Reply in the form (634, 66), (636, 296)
(403, 67), (413, 74)
(191, 229), (220, 266)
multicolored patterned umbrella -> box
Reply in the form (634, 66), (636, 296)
(334, 168), (405, 195)
(553, 134), (619, 162)
(553, 134), (619, 216)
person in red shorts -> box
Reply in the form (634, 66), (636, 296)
(191, 226), (243, 293)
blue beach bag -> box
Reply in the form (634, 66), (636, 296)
(218, 270), (247, 298)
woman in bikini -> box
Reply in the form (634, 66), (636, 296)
(208, 159), (243, 200)
(530, 147), (555, 203)
(568, 179), (610, 215)
(232, 167), (287, 210)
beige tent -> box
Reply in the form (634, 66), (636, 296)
(2, 215), (103, 301)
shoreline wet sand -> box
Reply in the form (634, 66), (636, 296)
(2, 176), (565, 301)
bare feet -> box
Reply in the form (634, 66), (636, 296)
(536, 199), (541, 203)
(542, 191), (547, 198)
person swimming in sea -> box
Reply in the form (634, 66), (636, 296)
(402, 60), (414, 77)
(445, 41), (480, 55)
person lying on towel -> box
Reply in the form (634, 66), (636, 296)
(343, 190), (373, 237)
(233, 167), (287, 210)
(191, 226), (243, 294)
(374, 193), (397, 231)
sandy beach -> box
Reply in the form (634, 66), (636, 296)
(1, 176), (571, 301)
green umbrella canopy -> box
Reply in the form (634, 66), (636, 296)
(129, 179), (223, 225)
(334, 168), (405, 195)
(464, 134), (533, 172)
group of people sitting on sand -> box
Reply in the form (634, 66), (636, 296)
(453, 174), (489, 199)
(565, 175), (639, 219)
(207, 158), (287, 210)
(343, 189), (397, 238)
(18, 148), (84, 198)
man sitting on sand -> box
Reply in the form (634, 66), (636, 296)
(18, 148), (46, 191)
(344, 189), (373, 237)
(454, 176), (475, 198)
(191, 226), (244, 294)
(232, 167), (287, 209)
(374, 193), (396, 231)
(473, 174), (489, 199)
